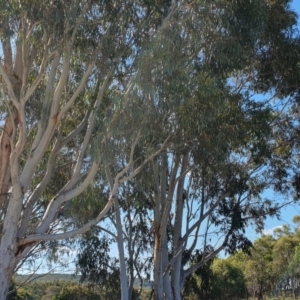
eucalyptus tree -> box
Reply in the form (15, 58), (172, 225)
(76, 234), (122, 299)
(210, 258), (248, 300)
(147, 96), (278, 300)
(117, 0), (300, 299)
(64, 0), (300, 298)
(0, 0), (178, 298)
(70, 178), (154, 300)
(271, 218), (300, 299)
(245, 236), (276, 300)
(273, 234), (300, 298)
(0, 1), (299, 300)
(106, 3), (300, 300)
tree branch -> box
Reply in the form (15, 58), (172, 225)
(17, 196), (115, 245)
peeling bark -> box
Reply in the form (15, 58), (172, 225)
(0, 117), (14, 211)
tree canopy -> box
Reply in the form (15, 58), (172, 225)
(0, 0), (300, 299)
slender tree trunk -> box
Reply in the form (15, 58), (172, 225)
(153, 158), (164, 300)
(114, 196), (129, 300)
(171, 155), (188, 300)
(128, 267), (134, 300)
(162, 234), (173, 300)
(127, 210), (135, 300)
(153, 220), (164, 300)
(292, 274), (296, 300)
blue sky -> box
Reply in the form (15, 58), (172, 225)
(291, 0), (300, 15)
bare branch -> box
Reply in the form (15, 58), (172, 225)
(181, 192), (229, 245)
(97, 226), (117, 239)
(183, 232), (230, 279)
(30, 52), (60, 152)
(18, 196), (115, 245)
(35, 160), (100, 234)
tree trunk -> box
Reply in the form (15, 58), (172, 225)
(127, 210), (135, 300)
(171, 155), (188, 300)
(153, 158), (164, 300)
(154, 225), (174, 300)
(0, 186), (23, 299)
(153, 155), (180, 300)
(162, 234), (173, 300)
(0, 30), (22, 298)
(114, 196), (129, 300)
(0, 117), (15, 214)
(153, 220), (164, 300)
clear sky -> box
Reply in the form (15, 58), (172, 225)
(291, 0), (300, 16)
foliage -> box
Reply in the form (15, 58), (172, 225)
(244, 235), (276, 299)
(183, 249), (216, 299)
(223, 216), (300, 300)
(76, 234), (121, 299)
(183, 217), (300, 300)
(53, 284), (102, 300)
(9, 278), (142, 300)
(212, 259), (247, 300)
(0, 0), (299, 299)
(183, 254), (247, 300)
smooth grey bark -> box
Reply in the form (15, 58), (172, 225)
(106, 168), (129, 300)
(153, 159), (165, 300)
(114, 196), (129, 300)
(151, 154), (229, 299)
(0, 196), (20, 299)
(153, 155), (180, 300)
(162, 234), (173, 300)
(0, 151), (23, 299)
(127, 209), (136, 300)
(170, 154), (188, 300)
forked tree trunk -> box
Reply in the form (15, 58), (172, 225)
(0, 34), (22, 298)
(170, 154), (188, 300)
(153, 155), (180, 300)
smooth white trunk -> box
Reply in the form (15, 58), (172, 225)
(153, 156), (181, 300)
(170, 155), (188, 300)
(114, 196), (129, 300)
(162, 234), (173, 300)
(154, 229), (175, 300)
(0, 191), (23, 299)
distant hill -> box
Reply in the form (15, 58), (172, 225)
(14, 273), (79, 284)
(15, 273), (153, 288)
